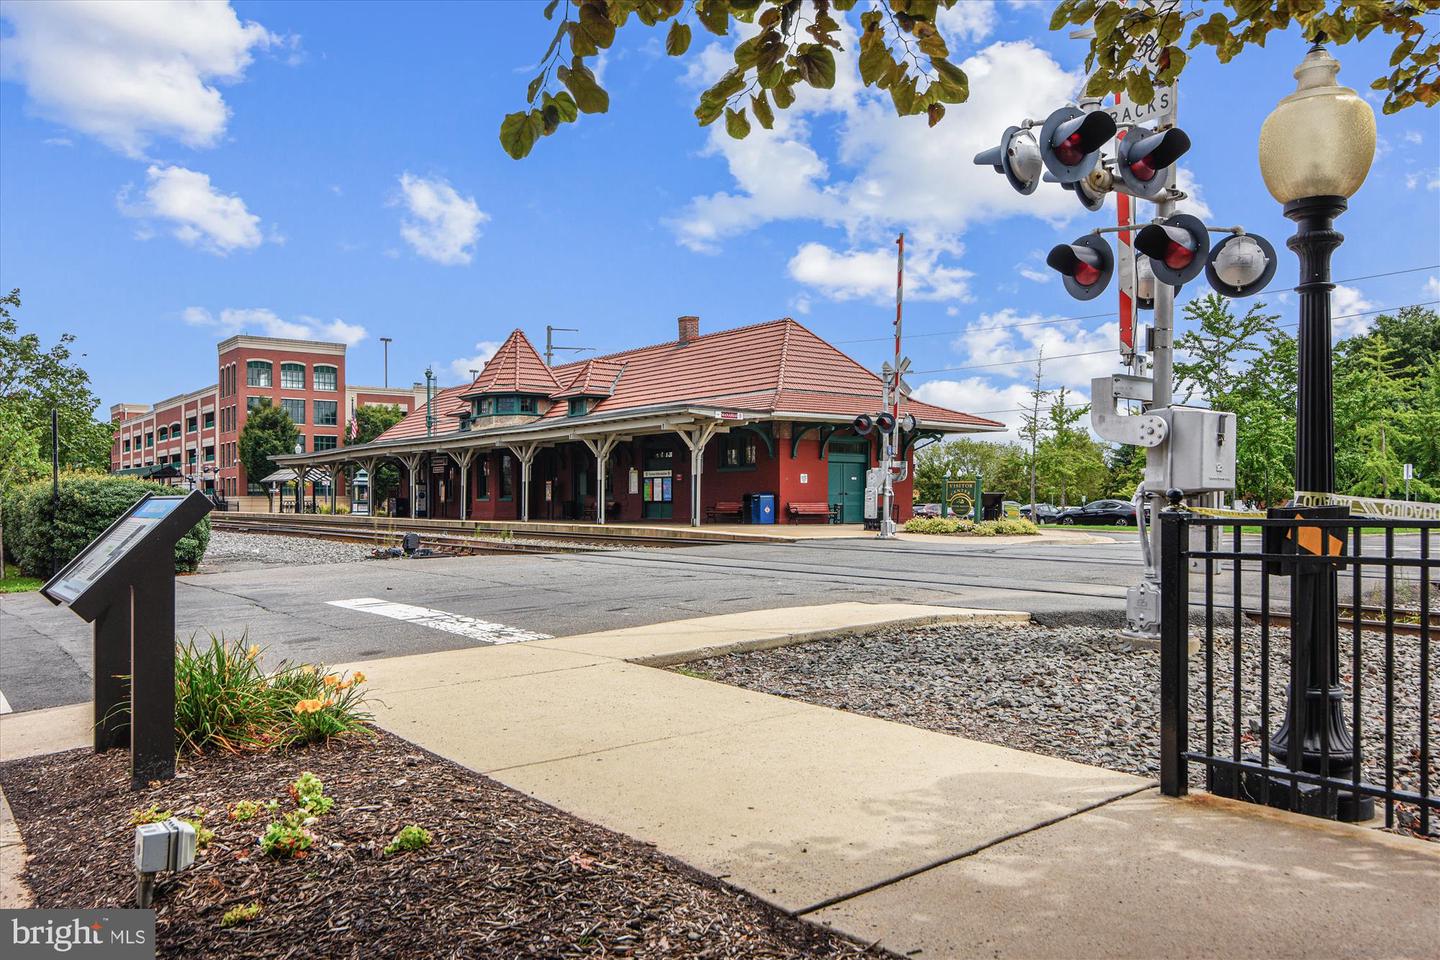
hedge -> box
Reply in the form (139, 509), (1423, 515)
(903, 516), (1038, 536)
(2, 472), (211, 576)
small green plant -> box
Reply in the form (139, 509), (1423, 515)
(182, 807), (216, 848)
(229, 800), (265, 822)
(129, 805), (172, 826)
(220, 903), (262, 928)
(289, 772), (333, 816)
(260, 812), (314, 859)
(384, 825), (432, 855)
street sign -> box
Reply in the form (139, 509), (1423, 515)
(1404, 462), (1414, 480)
(1102, 0), (1180, 129)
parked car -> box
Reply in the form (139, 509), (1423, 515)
(913, 503), (943, 518)
(1019, 502), (1062, 523)
(1057, 499), (1138, 526)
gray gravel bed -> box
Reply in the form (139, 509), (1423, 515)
(201, 530), (373, 570)
(688, 621), (1437, 839)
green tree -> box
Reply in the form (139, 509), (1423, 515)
(1334, 334), (1417, 498)
(503, 1), (1435, 159)
(0, 289), (114, 473)
(0, 402), (46, 578)
(1017, 352), (1051, 514)
(913, 437), (1027, 503)
(238, 403), (299, 506)
(1035, 388), (1107, 507)
(348, 403), (405, 505)
(1176, 295), (1295, 505)
(1103, 443), (1145, 499)
(1406, 355), (1440, 500)
(1358, 305), (1439, 379)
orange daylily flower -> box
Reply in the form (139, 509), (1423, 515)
(352, 671), (366, 684)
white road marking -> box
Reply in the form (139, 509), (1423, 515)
(0, 689), (11, 715)
(327, 598), (552, 645)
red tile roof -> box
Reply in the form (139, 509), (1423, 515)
(463, 329), (560, 396)
(376, 318), (1000, 444)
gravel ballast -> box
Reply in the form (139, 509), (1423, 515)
(688, 621), (1436, 839)
(201, 531), (373, 571)
(0, 731), (880, 959)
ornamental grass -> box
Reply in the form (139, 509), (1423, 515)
(164, 632), (374, 754)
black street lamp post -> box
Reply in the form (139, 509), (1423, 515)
(1255, 42), (1377, 820)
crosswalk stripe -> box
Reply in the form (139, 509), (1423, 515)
(326, 598), (551, 645)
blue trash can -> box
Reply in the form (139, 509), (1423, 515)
(754, 493), (776, 524)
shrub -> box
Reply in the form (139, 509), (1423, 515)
(987, 518), (1039, 536)
(903, 516), (1039, 536)
(288, 772), (333, 816)
(168, 633), (373, 754)
(384, 825), (432, 856)
(220, 903), (262, 928)
(1, 471), (209, 574)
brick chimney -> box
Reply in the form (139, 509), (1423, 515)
(677, 315), (700, 343)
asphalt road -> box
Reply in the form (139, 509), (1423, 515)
(2, 530), (1429, 714)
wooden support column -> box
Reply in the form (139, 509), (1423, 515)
(678, 422), (722, 527)
(399, 453), (426, 518)
(509, 443), (541, 522)
(450, 449), (480, 521)
(581, 435), (621, 524)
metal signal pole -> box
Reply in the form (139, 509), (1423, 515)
(879, 233), (904, 540)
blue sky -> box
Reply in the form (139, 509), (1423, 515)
(2, 1), (1437, 441)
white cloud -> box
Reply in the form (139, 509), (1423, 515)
(183, 307), (367, 345)
(1170, 167), (1213, 221)
(0, 1), (278, 157)
(787, 239), (973, 303)
(395, 173), (488, 266)
(1423, 276), (1440, 300)
(940, 308), (1119, 391)
(121, 164), (264, 254)
(937, 1), (999, 44)
(913, 376), (1090, 445)
(1403, 130), (1424, 146)
(449, 341), (502, 382)
(669, 35), (1083, 253)
(1331, 284), (1377, 337)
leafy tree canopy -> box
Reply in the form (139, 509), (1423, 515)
(348, 403), (406, 504)
(238, 403), (300, 493)
(503, 0), (1437, 158)
(0, 289), (114, 473)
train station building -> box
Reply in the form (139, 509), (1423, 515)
(278, 316), (1003, 525)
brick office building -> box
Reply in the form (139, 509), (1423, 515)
(110, 334), (423, 507)
(278, 316), (1004, 525)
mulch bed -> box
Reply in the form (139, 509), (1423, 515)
(0, 731), (883, 959)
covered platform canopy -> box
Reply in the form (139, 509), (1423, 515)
(275, 318), (1003, 526)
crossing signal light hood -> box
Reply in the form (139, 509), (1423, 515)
(1115, 125), (1191, 201)
(1135, 214), (1208, 286)
(852, 413), (874, 435)
(1046, 234), (1114, 301)
(1038, 106), (1116, 184)
(1206, 232), (1278, 299)
(973, 125), (1044, 195)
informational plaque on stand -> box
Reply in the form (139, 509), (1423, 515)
(42, 491), (213, 789)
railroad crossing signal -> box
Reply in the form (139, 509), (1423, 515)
(1206, 232), (1278, 298)
(1038, 106), (1117, 183)
(1046, 234), (1114, 300)
(1114, 124), (1191, 201)
(973, 126), (1043, 195)
(1135, 213), (1209, 286)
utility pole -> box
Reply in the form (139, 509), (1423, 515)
(424, 367), (435, 438)
(545, 326), (593, 367)
(878, 234), (904, 540)
(380, 337), (392, 388)
(50, 407), (60, 576)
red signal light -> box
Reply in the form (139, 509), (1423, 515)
(1129, 156), (1157, 182)
(1055, 132), (1085, 166)
(1163, 240), (1195, 271)
(1074, 261), (1101, 286)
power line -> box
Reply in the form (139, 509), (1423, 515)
(912, 299), (1440, 377)
(831, 263), (1439, 349)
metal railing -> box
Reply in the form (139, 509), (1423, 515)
(1158, 499), (1436, 836)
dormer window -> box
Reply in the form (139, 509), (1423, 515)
(568, 398), (590, 417)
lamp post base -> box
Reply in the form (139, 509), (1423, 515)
(1210, 760), (1375, 822)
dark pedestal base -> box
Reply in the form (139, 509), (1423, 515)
(1210, 759), (1375, 822)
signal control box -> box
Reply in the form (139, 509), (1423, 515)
(1145, 406), (1237, 493)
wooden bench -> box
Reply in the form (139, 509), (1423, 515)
(788, 501), (835, 523)
(707, 500), (744, 522)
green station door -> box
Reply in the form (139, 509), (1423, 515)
(827, 443), (867, 523)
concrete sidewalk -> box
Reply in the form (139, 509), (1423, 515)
(4, 602), (1435, 957)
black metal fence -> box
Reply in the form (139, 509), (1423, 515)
(1158, 503), (1436, 837)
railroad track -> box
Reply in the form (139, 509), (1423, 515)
(209, 514), (707, 553)
(1243, 604), (1438, 638)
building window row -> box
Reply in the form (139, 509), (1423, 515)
(247, 360), (273, 388)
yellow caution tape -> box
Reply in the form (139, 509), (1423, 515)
(1293, 491), (1440, 522)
